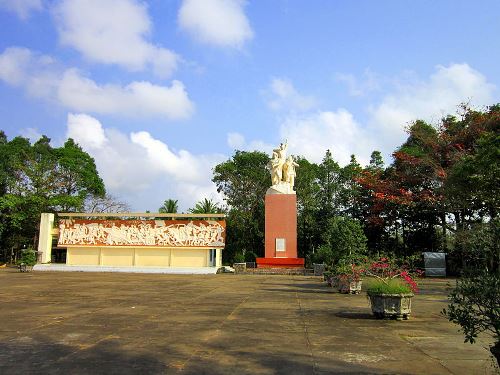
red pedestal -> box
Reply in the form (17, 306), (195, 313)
(256, 257), (305, 268)
(257, 193), (304, 268)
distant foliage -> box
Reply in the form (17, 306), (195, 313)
(213, 151), (269, 263)
(17, 249), (37, 266)
(189, 198), (224, 214)
(212, 103), (499, 269)
(158, 199), (178, 214)
(0, 133), (106, 263)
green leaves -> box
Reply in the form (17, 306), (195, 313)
(0, 133), (106, 259)
(159, 199), (179, 213)
(189, 198), (224, 214)
(443, 271), (500, 345)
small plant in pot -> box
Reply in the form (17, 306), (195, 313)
(365, 258), (420, 320)
(323, 271), (336, 288)
(17, 248), (37, 272)
(333, 262), (364, 294)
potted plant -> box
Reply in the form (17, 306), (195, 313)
(17, 248), (37, 272)
(333, 262), (364, 294)
(323, 271), (336, 287)
(365, 258), (420, 320)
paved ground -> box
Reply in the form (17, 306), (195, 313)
(0, 269), (497, 374)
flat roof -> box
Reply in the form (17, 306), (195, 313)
(57, 212), (225, 218)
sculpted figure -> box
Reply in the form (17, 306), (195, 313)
(268, 142), (288, 185)
(283, 156), (299, 189)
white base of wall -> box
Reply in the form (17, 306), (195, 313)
(33, 264), (218, 274)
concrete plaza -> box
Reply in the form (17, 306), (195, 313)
(0, 270), (497, 374)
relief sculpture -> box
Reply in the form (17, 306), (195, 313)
(58, 219), (225, 247)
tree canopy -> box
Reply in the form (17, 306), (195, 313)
(0, 134), (105, 262)
(212, 104), (499, 270)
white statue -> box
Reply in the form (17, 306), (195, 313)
(268, 142), (287, 185)
(283, 156), (299, 189)
(267, 141), (297, 194)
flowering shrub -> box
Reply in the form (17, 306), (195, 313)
(333, 262), (365, 283)
(365, 258), (420, 294)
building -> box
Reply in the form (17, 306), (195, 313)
(37, 212), (225, 271)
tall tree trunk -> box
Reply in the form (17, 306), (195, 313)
(441, 212), (447, 252)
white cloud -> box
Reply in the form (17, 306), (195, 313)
(0, 0), (42, 19)
(266, 78), (317, 112)
(54, 0), (178, 77)
(19, 127), (42, 141)
(178, 0), (253, 48)
(227, 132), (245, 149)
(266, 64), (497, 166)
(226, 132), (273, 153)
(58, 70), (194, 119)
(66, 113), (224, 211)
(370, 63), (495, 152)
(0, 47), (61, 99)
(0, 47), (194, 120)
(67, 113), (107, 149)
(336, 69), (380, 97)
(280, 110), (373, 166)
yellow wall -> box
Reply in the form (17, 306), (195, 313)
(67, 247), (100, 265)
(171, 249), (208, 267)
(135, 248), (171, 267)
(66, 247), (217, 268)
(101, 248), (134, 266)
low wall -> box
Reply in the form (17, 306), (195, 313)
(67, 247), (212, 268)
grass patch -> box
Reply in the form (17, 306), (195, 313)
(365, 278), (412, 294)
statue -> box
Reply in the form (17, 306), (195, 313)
(268, 142), (288, 185)
(283, 156), (299, 189)
(267, 141), (298, 194)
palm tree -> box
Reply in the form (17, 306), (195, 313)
(158, 199), (178, 213)
(188, 198), (224, 214)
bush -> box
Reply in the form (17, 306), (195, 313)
(322, 217), (367, 264)
(442, 270), (500, 365)
(244, 251), (257, 263)
(311, 244), (334, 266)
(233, 252), (245, 263)
(452, 219), (499, 273)
(17, 249), (37, 266)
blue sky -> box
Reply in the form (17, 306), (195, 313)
(1, 0), (499, 211)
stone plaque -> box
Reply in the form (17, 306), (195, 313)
(276, 238), (286, 252)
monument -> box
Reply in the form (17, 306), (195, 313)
(256, 142), (305, 268)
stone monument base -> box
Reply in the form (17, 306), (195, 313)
(256, 257), (305, 268)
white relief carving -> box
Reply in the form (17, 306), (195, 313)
(58, 220), (225, 247)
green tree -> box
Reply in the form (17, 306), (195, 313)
(213, 151), (270, 263)
(189, 198), (224, 214)
(159, 199), (178, 213)
(321, 216), (368, 264)
(368, 150), (385, 172)
(295, 157), (320, 258)
(340, 154), (363, 218)
(317, 149), (342, 218)
(54, 138), (105, 211)
(0, 134), (105, 263)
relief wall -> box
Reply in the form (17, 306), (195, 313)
(58, 219), (225, 247)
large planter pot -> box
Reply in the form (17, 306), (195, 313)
(338, 279), (362, 294)
(324, 275), (336, 288)
(367, 292), (414, 320)
(233, 263), (247, 274)
(18, 263), (34, 272)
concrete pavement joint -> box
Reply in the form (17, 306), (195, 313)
(295, 289), (317, 374)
